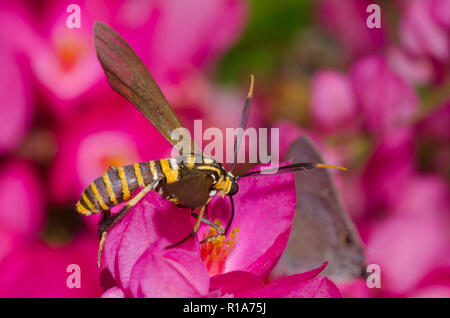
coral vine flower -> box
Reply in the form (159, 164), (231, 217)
(100, 163), (342, 298)
(0, 160), (45, 238)
(0, 236), (103, 298)
(0, 1), (104, 103)
(0, 48), (32, 154)
(350, 55), (418, 134)
(399, 0), (449, 63)
(310, 70), (357, 132)
(317, 0), (386, 58)
(49, 103), (171, 205)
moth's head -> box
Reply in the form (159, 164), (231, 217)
(225, 171), (238, 196)
(214, 172), (239, 197)
(228, 180), (239, 196)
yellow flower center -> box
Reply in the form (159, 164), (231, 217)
(200, 220), (239, 276)
(56, 38), (84, 72)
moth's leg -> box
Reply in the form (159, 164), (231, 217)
(190, 210), (224, 236)
(165, 206), (206, 249)
(200, 234), (223, 244)
(97, 181), (158, 267)
(99, 210), (111, 226)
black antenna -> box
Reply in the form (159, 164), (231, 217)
(237, 162), (347, 179)
(229, 75), (254, 174)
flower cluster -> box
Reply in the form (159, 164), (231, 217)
(0, 0), (448, 298)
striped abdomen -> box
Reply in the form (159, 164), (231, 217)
(76, 160), (174, 215)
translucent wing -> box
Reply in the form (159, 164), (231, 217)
(230, 75), (254, 173)
(93, 21), (199, 155)
(272, 136), (366, 281)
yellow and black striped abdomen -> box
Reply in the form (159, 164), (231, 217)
(76, 161), (166, 215)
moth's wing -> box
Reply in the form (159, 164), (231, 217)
(93, 21), (199, 155)
(162, 169), (214, 209)
(273, 136), (365, 281)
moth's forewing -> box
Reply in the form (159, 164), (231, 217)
(273, 136), (365, 281)
(93, 21), (199, 155)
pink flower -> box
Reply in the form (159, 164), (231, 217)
(414, 101), (450, 175)
(0, 47), (32, 154)
(361, 129), (415, 216)
(399, 0), (449, 63)
(0, 235), (103, 297)
(143, 0), (247, 84)
(338, 278), (376, 298)
(398, 0), (450, 83)
(49, 102), (171, 205)
(387, 46), (435, 85)
(99, 163), (342, 297)
(308, 55), (419, 136)
(0, 1), (104, 104)
(410, 266), (450, 298)
(310, 70), (357, 132)
(350, 55), (418, 134)
(366, 213), (448, 295)
(0, 0), (247, 116)
(0, 160), (45, 238)
(210, 262), (341, 298)
(317, 0), (386, 58)
(416, 101), (450, 143)
(392, 174), (450, 219)
(430, 0), (450, 29)
(340, 175), (450, 298)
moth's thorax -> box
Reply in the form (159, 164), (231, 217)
(150, 155), (235, 209)
(177, 154), (233, 197)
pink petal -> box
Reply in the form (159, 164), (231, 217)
(367, 214), (448, 294)
(210, 270), (264, 297)
(361, 129), (415, 215)
(49, 103), (170, 205)
(101, 286), (125, 298)
(393, 174), (449, 219)
(416, 101), (450, 143)
(400, 0), (449, 62)
(387, 47), (434, 85)
(0, 236), (102, 297)
(245, 263), (342, 298)
(0, 48), (32, 153)
(338, 278), (376, 298)
(278, 277), (342, 298)
(431, 0), (450, 29)
(318, 0), (386, 58)
(410, 286), (450, 298)
(351, 55), (418, 134)
(149, 0), (247, 79)
(411, 266), (450, 298)
(129, 248), (210, 298)
(204, 163), (297, 278)
(104, 191), (198, 290)
(0, 160), (45, 237)
(311, 70), (357, 132)
(23, 1), (106, 102)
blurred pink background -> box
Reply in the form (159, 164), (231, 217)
(0, 0), (448, 297)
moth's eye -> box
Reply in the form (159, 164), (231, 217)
(228, 182), (239, 196)
(340, 233), (353, 246)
